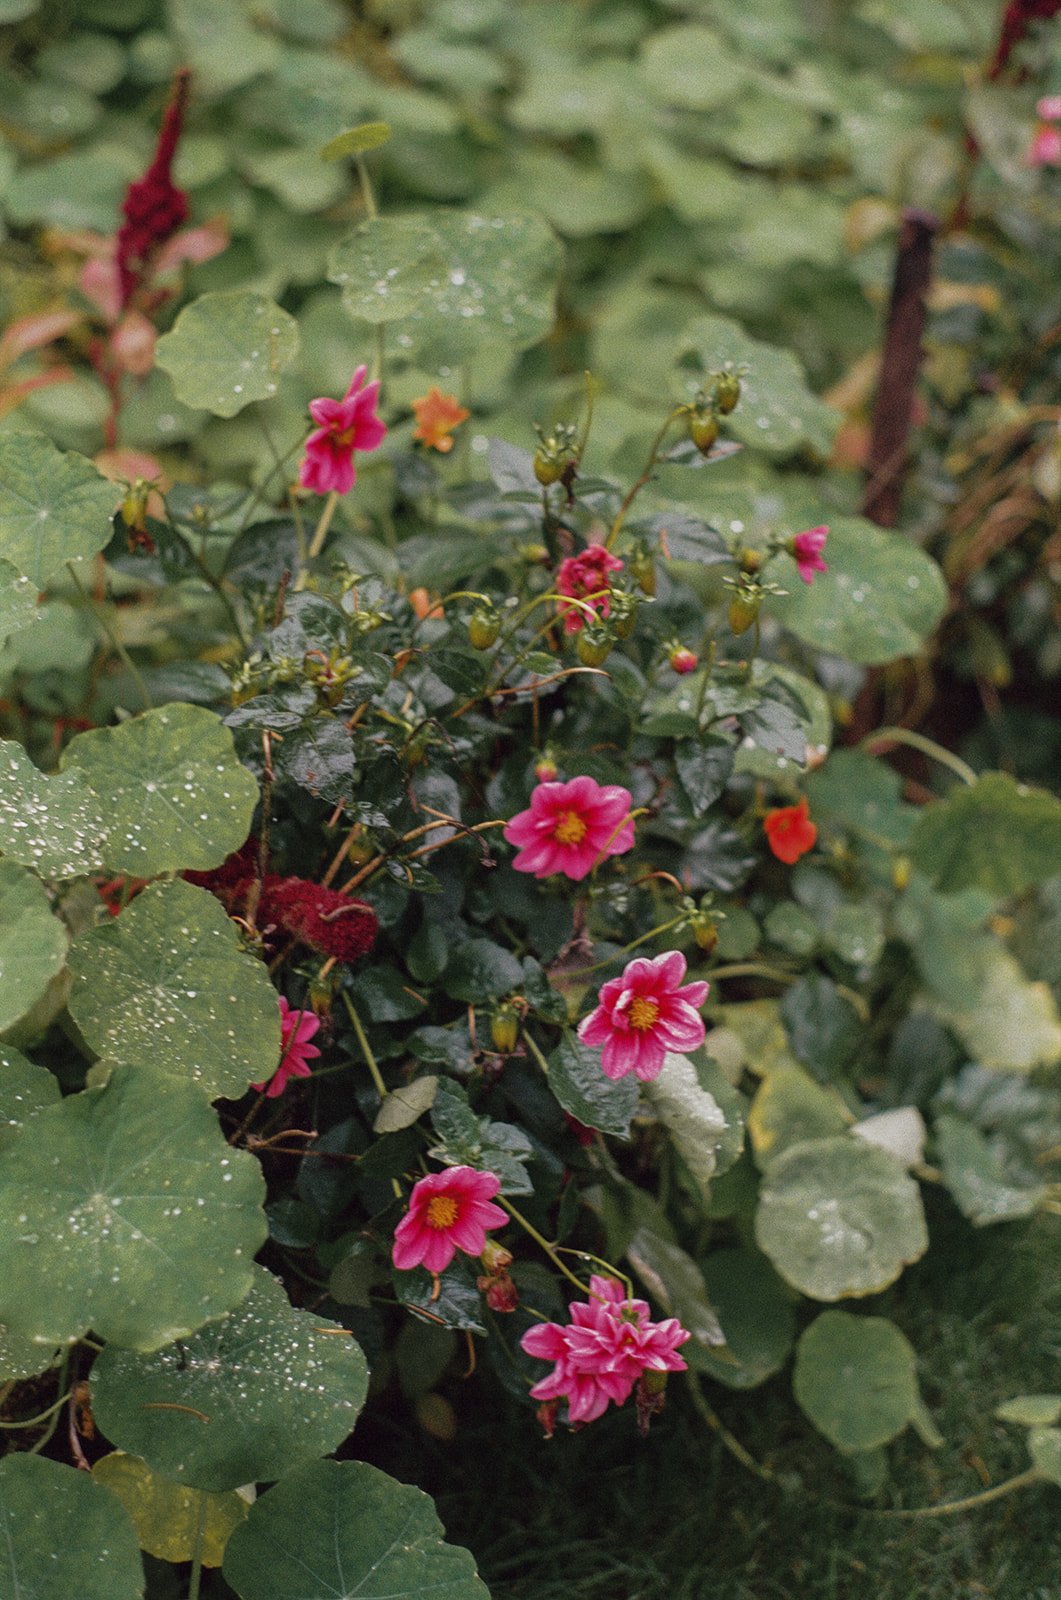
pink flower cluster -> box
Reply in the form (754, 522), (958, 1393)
(504, 775), (634, 881)
(578, 950), (708, 1082)
(521, 1275), (690, 1424)
(1029, 95), (1061, 166)
(555, 544), (623, 633)
(300, 365), (386, 495)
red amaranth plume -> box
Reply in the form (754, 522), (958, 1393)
(116, 67), (192, 308)
(987, 0), (1061, 78)
(184, 843), (378, 964)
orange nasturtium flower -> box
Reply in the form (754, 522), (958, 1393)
(411, 387), (470, 453)
(763, 796), (818, 865)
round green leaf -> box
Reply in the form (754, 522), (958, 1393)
(155, 291), (300, 417)
(92, 1453), (247, 1566)
(0, 740), (108, 879)
(0, 1063), (266, 1351)
(754, 1136), (928, 1300)
(692, 1248), (796, 1389)
(0, 860), (68, 1035)
(0, 1453), (143, 1600)
(748, 1065), (849, 1170)
(62, 703), (259, 876)
(329, 215), (445, 324)
(769, 517), (947, 665)
(92, 1264), (368, 1491)
(0, 1319), (57, 1381)
(910, 772), (1061, 900)
(640, 25), (748, 110)
(320, 121), (392, 159)
(942, 947), (1061, 1072)
(996, 1394), (1061, 1427)
(935, 1112), (1044, 1225)
(222, 1458), (491, 1600)
(68, 880), (281, 1100)
(794, 1310), (921, 1452)
(0, 559), (40, 644)
(0, 1043), (59, 1153)
(0, 433), (119, 588)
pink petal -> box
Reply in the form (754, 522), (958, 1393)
(420, 1230), (458, 1274)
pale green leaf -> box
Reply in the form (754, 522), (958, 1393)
(640, 24), (749, 109)
(935, 1113), (1045, 1225)
(0, 433), (119, 587)
(0, 1454), (143, 1600)
(643, 1051), (745, 1200)
(92, 1453), (247, 1567)
(910, 772), (1061, 900)
(374, 1075), (439, 1134)
(996, 1394), (1061, 1427)
(320, 121), (392, 159)
(942, 948), (1061, 1072)
(0, 860), (68, 1035)
(0, 740), (108, 879)
(0, 559), (40, 644)
(155, 292), (299, 417)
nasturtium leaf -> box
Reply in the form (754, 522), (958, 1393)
(92, 1266), (368, 1491)
(0, 1454), (143, 1600)
(0, 559), (39, 643)
(942, 947), (1061, 1072)
(934, 1113), (1044, 1226)
(320, 120), (392, 159)
(328, 215), (445, 324)
(643, 1051), (744, 1200)
(0, 860), (68, 1035)
(852, 1107), (926, 1169)
(794, 1311), (922, 1452)
(0, 1318), (56, 1381)
(748, 1065), (849, 1169)
(92, 1454), (247, 1566)
(692, 1248), (795, 1388)
(548, 1033), (639, 1138)
(0, 433), (119, 588)
(0, 1044), (59, 1153)
(804, 749), (915, 848)
(67, 880), (281, 1100)
(62, 704), (259, 876)
(0, 1064), (266, 1351)
(755, 1136), (928, 1300)
(675, 314), (838, 459)
(769, 517), (947, 664)
(626, 1226), (725, 1353)
(155, 291), (300, 417)
(222, 1458), (490, 1600)
(996, 1394), (1061, 1427)
(1029, 1428), (1061, 1488)
(0, 741), (108, 879)
(640, 24), (748, 109)
(909, 772), (1061, 899)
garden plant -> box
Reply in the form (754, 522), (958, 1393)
(0, 1), (1059, 1597)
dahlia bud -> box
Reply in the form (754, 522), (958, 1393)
(489, 1004), (520, 1054)
(534, 754), (559, 783)
(686, 406), (719, 455)
(892, 855), (912, 891)
(609, 590), (639, 640)
(668, 645), (698, 675)
(480, 1239), (514, 1275)
(739, 547), (763, 575)
(468, 606), (501, 650)
(536, 1400), (560, 1439)
(533, 422), (579, 487)
(576, 623), (614, 667)
(728, 592), (761, 635)
(713, 371), (742, 415)
(689, 911), (719, 955)
(629, 543), (656, 597)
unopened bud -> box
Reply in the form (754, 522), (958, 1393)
(713, 371), (742, 415)
(689, 912), (719, 955)
(892, 855), (912, 891)
(480, 1239), (513, 1274)
(534, 755), (559, 783)
(478, 1271), (519, 1313)
(687, 407), (719, 455)
(630, 543), (656, 597)
(490, 1005), (520, 1054)
(739, 547), (763, 575)
(669, 645), (698, 675)
(576, 624), (614, 667)
(468, 607), (501, 650)
(728, 592), (761, 635)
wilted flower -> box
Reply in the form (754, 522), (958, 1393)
(299, 365), (386, 495)
(577, 951), (708, 1082)
(503, 775), (634, 881)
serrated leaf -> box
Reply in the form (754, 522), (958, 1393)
(62, 703), (259, 877)
(0, 1064), (266, 1351)
(0, 1454), (143, 1600)
(769, 517), (947, 665)
(92, 1453), (247, 1566)
(909, 772), (1061, 900)
(794, 1311), (922, 1452)
(547, 1032), (639, 1138)
(92, 1265), (367, 1491)
(754, 1136), (928, 1300)
(222, 1458), (490, 1600)
(673, 736), (734, 817)
(155, 291), (300, 417)
(68, 880), (280, 1100)
(0, 740), (108, 879)
(374, 1075), (439, 1134)
(0, 434), (119, 587)
(0, 860), (68, 1035)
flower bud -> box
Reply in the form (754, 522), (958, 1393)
(480, 1272), (519, 1313)
(533, 422), (579, 487)
(534, 755), (559, 783)
(728, 592), (760, 635)
(533, 447), (565, 487)
(713, 371), (742, 415)
(892, 855), (912, 891)
(687, 407), (719, 455)
(689, 911), (719, 955)
(468, 607), (501, 650)
(480, 1239), (514, 1275)
(609, 590), (639, 640)
(490, 1004), (520, 1054)
(576, 624), (614, 667)
(668, 645), (698, 675)
(630, 543), (656, 597)
(536, 1400), (560, 1439)
(739, 547), (763, 575)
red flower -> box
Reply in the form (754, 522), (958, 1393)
(668, 646), (698, 675)
(763, 797), (818, 865)
(116, 68), (191, 308)
(555, 545), (623, 633)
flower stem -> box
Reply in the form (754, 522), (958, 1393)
(341, 991), (388, 1100)
(293, 489), (340, 591)
(498, 1197), (590, 1295)
(860, 726), (977, 786)
(186, 1490), (208, 1600)
(66, 562), (152, 711)
(685, 1371), (776, 1482)
(604, 407), (685, 551)
(868, 1469), (1043, 1519)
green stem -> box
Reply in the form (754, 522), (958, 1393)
(66, 562), (152, 711)
(499, 1197), (590, 1295)
(293, 490), (340, 591)
(186, 1490), (208, 1600)
(861, 726), (977, 787)
(0, 1389), (71, 1430)
(869, 1469), (1043, 1519)
(341, 992), (388, 1100)
(685, 1371), (776, 1482)
(28, 1352), (70, 1456)
(575, 914), (690, 978)
(604, 407), (685, 551)
(522, 1031), (553, 1078)
(355, 155), (378, 220)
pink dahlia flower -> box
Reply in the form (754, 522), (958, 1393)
(578, 950), (708, 1082)
(392, 1165), (507, 1275)
(503, 775), (635, 881)
(1029, 121), (1061, 166)
(521, 1274), (690, 1424)
(555, 545), (624, 633)
(252, 996), (321, 1099)
(791, 525), (829, 585)
(1037, 95), (1061, 121)
(299, 365), (386, 495)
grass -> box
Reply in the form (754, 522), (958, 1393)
(358, 1206), (1061, 1600)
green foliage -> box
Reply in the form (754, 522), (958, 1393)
(0, 1454), (143, 1599)
(155, 291), (300, 417)
(793, 1310), (927, 1453)
(0, 435), (118, 587)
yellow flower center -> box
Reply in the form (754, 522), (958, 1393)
(627, 996), (660, 1031)
(425, 1195), (460, 1230)
(553, 809), (588, 846)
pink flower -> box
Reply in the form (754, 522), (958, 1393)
(252, 996), (322, 1099)
(299, 365), (387, 495)
(668, 645), (698, 675)
(578, 951), (708, 1082)
(791, 525), (829, 585)
(1029, 121), (1061, 165)
(503, 775), (635, 881)
(555, 545), (624, 633)
(392, 1166), (507, 1275)
(1037, 95), (1061, 121)
(521, 1275), (690, 1425)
